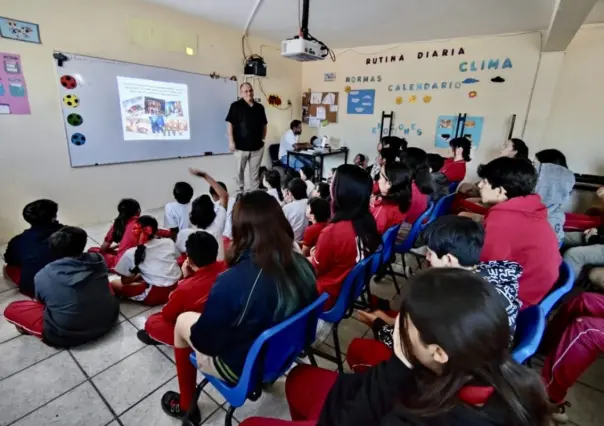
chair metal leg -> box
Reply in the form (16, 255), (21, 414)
(307, 349), (318, 367)
(224, 405), (236, 426)
(387, 264), (400, 294)
(332, 323), (344, 373)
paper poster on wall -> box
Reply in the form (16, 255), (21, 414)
(310, 92), (322, 104)
(309, 117), (320, 128)
(0, 52), (31, 114)
(316, 106), (326, 120)
(117, 76), (191, 141)
(434, 115), (484, 148)
(347, 89), (375, 115)
(330, 105), (338, 112)
(322, 92), (336, 104)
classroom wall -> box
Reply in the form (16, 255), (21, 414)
(301, 32), (543, 178)
(542, 24), (604, 175)
(0, 0), (301, 242)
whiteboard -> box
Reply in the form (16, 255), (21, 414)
(54, 52), (237, 167)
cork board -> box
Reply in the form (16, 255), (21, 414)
(302, 91), (339, 126)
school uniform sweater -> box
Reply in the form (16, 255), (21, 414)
(189, 251), (318, 379)
(406, 183), (429, 224)
(318, 355), (513, 426)
(440, 158), (467, 182)
(480, 194), (561, 306)
(371, 198), (407, 234)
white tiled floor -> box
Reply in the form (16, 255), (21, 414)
(0, 215), (603, 425)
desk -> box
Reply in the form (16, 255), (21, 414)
(287, 147), (349, 181)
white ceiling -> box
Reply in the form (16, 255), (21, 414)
(146, 0), (604, 48)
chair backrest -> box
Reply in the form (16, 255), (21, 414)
(395, 202), (434, 254)
(427, 193), (456, 223)
(228, 293), (329, 406)
(268, 144), (280, 162)
(380, 223), (402, 266)
(512, 305), (546, 364)
(448, 181), (460, 193)
(321, 255), (374, 323)
(539, 261), (574, 316)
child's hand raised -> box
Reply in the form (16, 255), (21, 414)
(189, 168), (207, 178)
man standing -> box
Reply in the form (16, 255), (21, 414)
(226, 83), (268, 193)
(278, 120), (313, 170)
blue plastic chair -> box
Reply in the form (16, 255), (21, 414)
(393, 203), (434, 277)
(186, 293), (329, 426)
(313, 255), (375, 373)
(426, 193), (456, 223)
(448, 181), (460, 193)
(512, 305), (546, 364)
(539, 261), (574, 316)
(377, 223), (403, 293)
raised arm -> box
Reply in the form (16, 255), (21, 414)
(189, 169), (228, 209)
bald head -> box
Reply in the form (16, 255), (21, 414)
(240, 83), (254, 104)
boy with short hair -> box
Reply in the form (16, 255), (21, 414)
(4, 226), (119, 347)
(478, 156), (561, 306)
(164, 182), (194, 236)
(138, 231), (226, 345)
(4, 199), (64, 297)
(302, 197), (331, 256)
(283, 178), (310, 242)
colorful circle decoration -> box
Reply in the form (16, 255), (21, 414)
(409, 95), (417, 104)
(344, 85), (351, 93)
(67, 113), (83, 126)
(63, 94), (79, 108)
(423, 95), (432, 104)
(71, 133), (86, 146)
(469, 91), (478, 98)
(60, 75), (77, 89)
(395, 96), (403, 105)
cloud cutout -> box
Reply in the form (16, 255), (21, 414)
(491, 76), (505, 83)
(462, 78), (480, 84)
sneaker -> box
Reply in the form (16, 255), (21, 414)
(160, 391), (201, 425)
(551, 401), (571, 424)
(137, 330), (161, 346)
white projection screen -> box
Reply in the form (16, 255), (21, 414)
(55, 52), (237, 167)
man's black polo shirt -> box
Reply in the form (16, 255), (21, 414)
(225, 99), (268, 152)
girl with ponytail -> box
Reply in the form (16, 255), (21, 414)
(371, 162), (412, 234)
(442, 137), (472, 182)
(94, 198), (141, 269)
(401, 147), (434, 224)
(111, 215), (181, 306)
(283, 268), (552, 426)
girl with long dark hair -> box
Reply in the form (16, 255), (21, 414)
(283, 268), (552, 426)
(264, 169), (284, 204)
(94, 198), (141, 269)
(311, 164), (381, 309)
(401, 147), (434, 224)
(371, 162), (412, 234)
(160, 190), (318, 423)
(441, 137), (471, 182)
(112, 215), (181, 305)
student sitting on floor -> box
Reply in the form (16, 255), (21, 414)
(283, 178), (310, 242)
(4, 226), (119, 347)
(163, 181), (194, 237)
(300, 165), (315, 197)
(280, 268), (551, 426)
(540, 292), (604, 424)
(302, 197), (331, 257)
(159, 191), (318, 423)
(354, 153), (368, 169)
(137, 230), (226, 346)
(177, 169), (229, 260)
(93, 198), (141, 270)
(351, 215), (522, 369)
(310, 182), (330, 201)
(264, 169), (284, 204)
(371, 162), (412, 234)
(312, 164), (381, 309)
(3, 199), (64, 297)
(112, 216), (181, 306)
(441, 136), (471, 183)
(209, 181), (236, 242)
(478, 157), (561, 306)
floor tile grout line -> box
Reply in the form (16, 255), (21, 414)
(83, 344), (149, 380)
(67, 350), (125, 426)
(574, 379), (604, 396)
(115, 374), (176, 418)
(0, 331), (27, 346)
(0, 348), (64, 383)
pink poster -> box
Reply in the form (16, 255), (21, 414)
(0, 52), (30, 114)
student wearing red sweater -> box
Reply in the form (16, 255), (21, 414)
(311, 164), (381, 309)
(137, 230), (226, 346)
(301, 197), (330, 256)
(371, 162), (412, 234)
(400, 148), (434, 225)
(441, 137), (471, 183)
(478, 157), (561, 306)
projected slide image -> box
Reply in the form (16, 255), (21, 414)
(117, 76), (191, 141)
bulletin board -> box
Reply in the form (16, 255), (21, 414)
(302, 91), (339, 127)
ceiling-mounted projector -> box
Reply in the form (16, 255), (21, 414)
(281, 38), (326, 62)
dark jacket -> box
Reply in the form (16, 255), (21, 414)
(35, 252), (119, 347)
(189, 251), (318, 379)
(318, 355), (511, 426)
(430, 172), (450, 203)
(4, 222), (64, 297)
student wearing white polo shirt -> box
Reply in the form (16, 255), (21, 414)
(163, 182), (194, 237)
(282, 178), (309, 242)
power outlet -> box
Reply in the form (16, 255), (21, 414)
(287, 99), (292, 106)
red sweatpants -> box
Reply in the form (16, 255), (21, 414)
(240, 419), (315, 426)
(286, 365), (338, 421)
(3, 300), (44, 338)
(144, 312), (175, 346)
(3, 265), (21, 286)
(113, 282), (177, 306)
(346, 338), (392, 373)
(542, 293), (604, 403)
